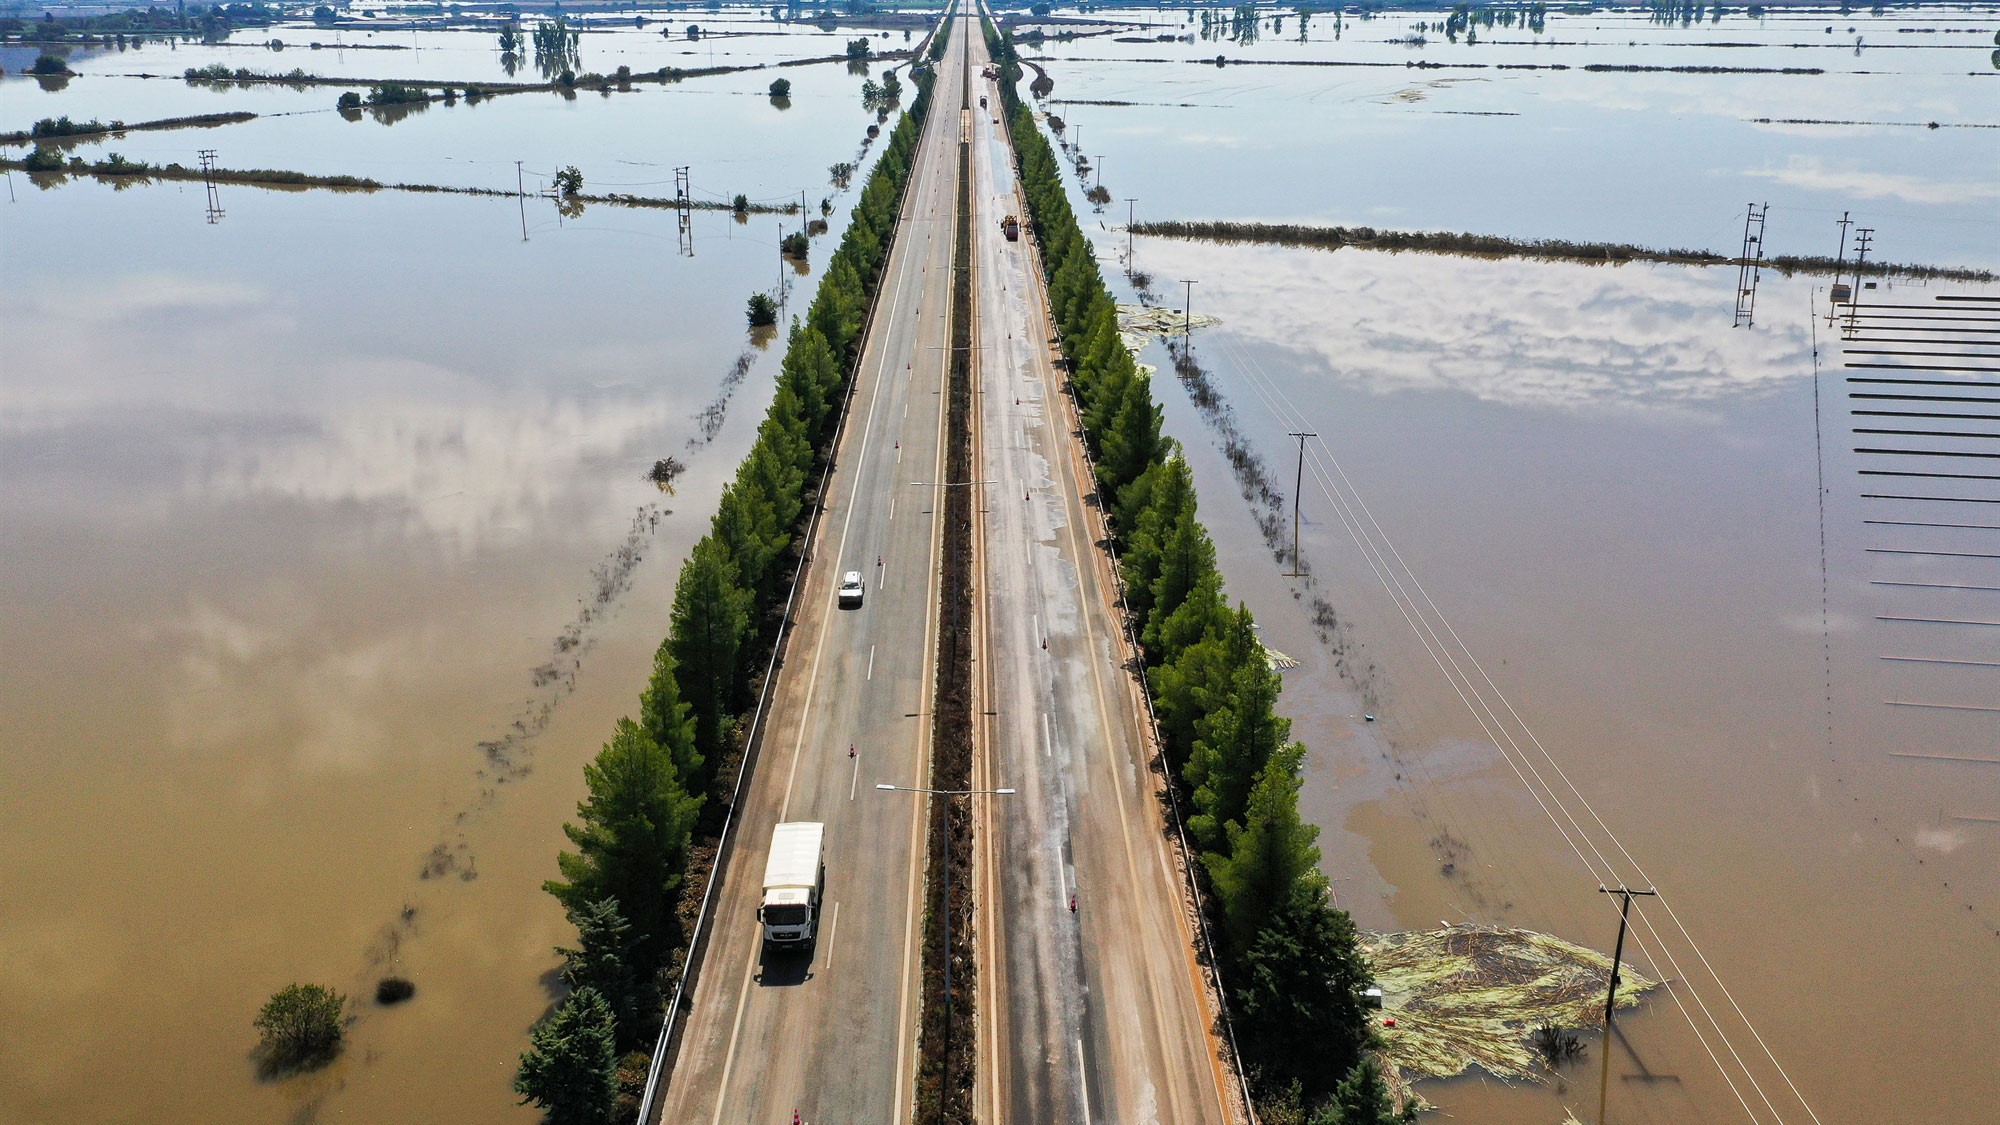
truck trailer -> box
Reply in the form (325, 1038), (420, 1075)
(759, 821), (825, 948)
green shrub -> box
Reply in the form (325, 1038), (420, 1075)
(254, 983), (345, 1072)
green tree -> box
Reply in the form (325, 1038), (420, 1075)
(544, 719), (702, 958)
(1186, 643), (1292, 853)
(1104, 372), (1168, 498)
(1141, 504), (1217, 655)
(638, 640), (702, 785)
(253, 983), (345, 1071)
(1236, 883), (1374, 1099)
(1323, 1058), (1414, 1125)
(747, 291), (778, 327)
(556, 897), (642, 1048)
(1204, 744), (1319, 953)
(1121, 452), (1195, 631)
(768, 77), (791, 98)
(514, 986), (619, 1125)
(669, 539), (752, 787)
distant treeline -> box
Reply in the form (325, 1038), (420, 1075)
(1131, 219), (1998, 283)
(1044, 54), (1831, 75)
(989, 19), (1399, 1125)
(509, 67), (941, 1125)
(0, 110), (254, 146)
(2, 151), (803, 216)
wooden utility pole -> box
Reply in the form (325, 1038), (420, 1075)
(1284, 432), (1316, 576)
(1596, 884), (1657, 1125)
(1125, 197), (1137, 268)
(1179, 279), (1196, 339)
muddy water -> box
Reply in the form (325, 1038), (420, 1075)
(1022, 6), (1999, 270)
(1111, 230), (2000, 1121)
(0, 172), (854, 1122)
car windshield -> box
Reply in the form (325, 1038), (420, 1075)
(764, 904), (809, 926)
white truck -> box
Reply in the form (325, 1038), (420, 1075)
(759, 821), (825, 948)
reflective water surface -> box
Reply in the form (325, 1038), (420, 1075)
(0, 166), (841, 1122)
(1115, 234), (2000, 1121)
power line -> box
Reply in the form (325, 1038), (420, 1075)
(1209, 327), (1820, 1125)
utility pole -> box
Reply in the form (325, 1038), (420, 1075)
(198, 149), (223, 224)
(1284, 432), (1316, 576)
(1596, 884), (1658, 1125)
(1731, 201), (1767, 328)
(1094, 155), (1104, 190)
(1125, 197), (1137, 268)
(1179, 278), (1196, 340)
(675, 165), (694, 257)
(1847, 227), (1874, 337)
(516, 160), (527, 241)
(1828, 210), (1852, 325)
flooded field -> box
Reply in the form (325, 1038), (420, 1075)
(1004, 7), (1998, 1119)
(3, 2), (1994, 1123)
(1127, 246), (1999, 1122)
(1026, 5), (1998, 269)
(0, 8), (905, 1119)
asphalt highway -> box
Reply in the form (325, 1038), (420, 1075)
(652, 10), (974, 1123)
(653, 11), (1232, 1122)
(965, 28), (1233, 1125)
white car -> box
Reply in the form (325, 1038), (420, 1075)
(838, 571), (865, 608)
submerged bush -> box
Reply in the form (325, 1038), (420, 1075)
(746, 292), (778, 328)
(375, 977), (416, 1005)
(254, 983), (345, 1072)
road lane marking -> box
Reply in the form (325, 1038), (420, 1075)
(1078, 1038), (1093, 1125)
(850, 749), (861, 801)
(867, 644), (877, 681)
(825, 901), (841, 969)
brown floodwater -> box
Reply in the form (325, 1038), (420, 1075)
(1119, 240), (1999, 1122)
(0, 178), (842, 1123)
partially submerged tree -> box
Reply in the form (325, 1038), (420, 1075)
(514, 987), (618, 1125)
(557, 897), (644, 1047)
(544, 719), (702, 963)
(254, 983), (346, 1072)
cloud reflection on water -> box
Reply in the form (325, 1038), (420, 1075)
(1139, 242), (1813, 412)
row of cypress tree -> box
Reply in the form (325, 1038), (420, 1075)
(983, 17), (1406, 1124)
(512, 67), (939, 1125)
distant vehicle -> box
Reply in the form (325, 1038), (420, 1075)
(1001, 215), (1020, 242)
(839, 570), (866, 607)
(759, 822), (825, 948)
(979, 94), (988, 108)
